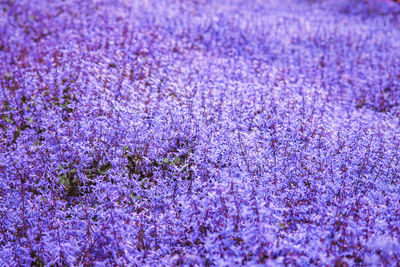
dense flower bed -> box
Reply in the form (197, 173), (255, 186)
(1, 0), (400, 265)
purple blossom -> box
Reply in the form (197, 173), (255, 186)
(1, 0), (400, 265)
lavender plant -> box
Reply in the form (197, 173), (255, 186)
(1, 0), (400, 265)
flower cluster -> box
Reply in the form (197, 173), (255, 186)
(1, 0), (399, 265)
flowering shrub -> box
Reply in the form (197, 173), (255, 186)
(1, 0), (400, 265)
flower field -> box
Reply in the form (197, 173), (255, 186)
(1, 0), (400, 265)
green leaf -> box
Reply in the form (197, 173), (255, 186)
(99, 162), (112, 175)
(163, 158), (170, 164)
(59, 176), (67, 186)
(131, 193), (141, 200)
(86, 169), (95, 178)
(4, 116), (12, 123)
